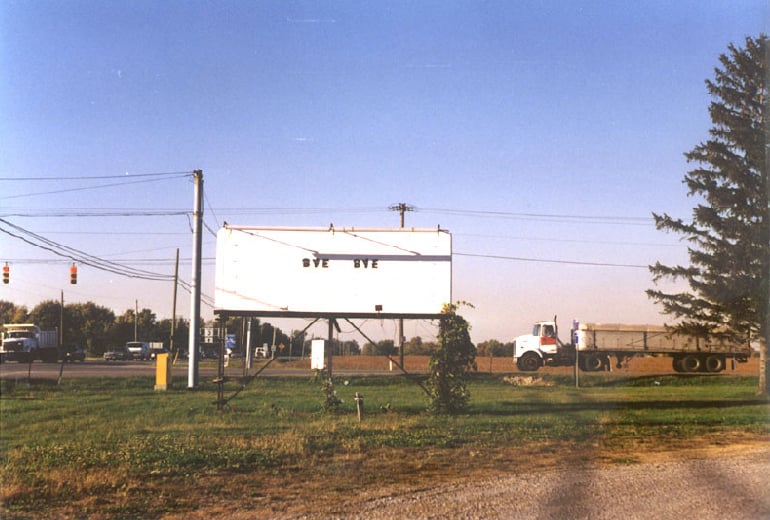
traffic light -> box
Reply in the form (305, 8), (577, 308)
(70, 263), (77, 284)
(2, 263), (8, 284)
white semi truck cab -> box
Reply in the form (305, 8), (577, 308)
(513, 320), (577, 372)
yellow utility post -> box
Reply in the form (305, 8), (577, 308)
(154, 353), (172, 391)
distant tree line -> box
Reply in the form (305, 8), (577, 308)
(0, 299), (190, 357)
(356, 337), (512, 358)
(0, 300), (300, 359)
(1, 299), (515, 359)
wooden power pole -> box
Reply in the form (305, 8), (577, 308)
(389, 203), (414, 368)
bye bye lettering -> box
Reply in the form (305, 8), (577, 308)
(302, 258), (379, 269)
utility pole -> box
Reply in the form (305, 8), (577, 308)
(389, 203), (414, 368)
(188, 170), (204, 389)
(60, 290), (64, 347)
(171, 248), (179, 361)
(389, 202), (414, 228)
(134, 299), (138, 341)
(762, 71), (770, 396)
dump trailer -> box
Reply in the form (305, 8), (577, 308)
(0, 324), (60, 363)
(513, 320), (751, 373)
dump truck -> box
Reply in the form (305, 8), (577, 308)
(513, 319), (751, 373)
(0, 323), (60, 363)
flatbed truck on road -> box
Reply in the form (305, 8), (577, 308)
(514, 320), (751, 373)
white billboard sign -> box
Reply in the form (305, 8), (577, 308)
(215, 226), (451, 316)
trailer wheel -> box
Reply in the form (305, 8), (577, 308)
(681, 355), (701, 373)
(517, 352), (541, 372)
(704, 355), (724, 373)
(581, 354), (604, 372)
(672, 356), (685, 372)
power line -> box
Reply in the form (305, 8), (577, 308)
(452, 232), (682, 248)
(204, 190), (221, 229)
(210, 206), (386, 216)
(0, 172), (192, 201)
(0, 220), (216, 308)
(1, 200), (670, 278)
(0, 218), (175, 281)
(0, 209), (190, 218)
(0, 171), (193, 181)
(0, 205), (672, 227)
(2, 258), (214, 265)
(453, 251), (649, 269)
(203, 221), (219, 238)
(26, 231), (189, 236)
(419, 207), (654, 225)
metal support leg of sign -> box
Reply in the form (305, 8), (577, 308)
(326, 318), (335, 379)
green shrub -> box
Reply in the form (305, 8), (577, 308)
(427, 303), (477, 414)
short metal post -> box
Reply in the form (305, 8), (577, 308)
(574, 344), (579, 389)
(355, 392), (364, 422)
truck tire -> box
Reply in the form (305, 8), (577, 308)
(704, 355), (724, 373)
(681, 355), (701, 373)
(672, 356), (685, 372)
(580, 354), (604, 372)
(517, 352), (541, 372)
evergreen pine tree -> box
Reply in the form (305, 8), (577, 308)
(647, 35), (769, 394)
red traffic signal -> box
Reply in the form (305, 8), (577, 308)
(2, 263), (8, 284)
(70, 264), (78, 284)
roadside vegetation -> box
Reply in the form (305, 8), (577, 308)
(1, 372), (768, 518)
(0, 298), (515, 364)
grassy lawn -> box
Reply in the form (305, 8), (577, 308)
(1, 372), (768, 518)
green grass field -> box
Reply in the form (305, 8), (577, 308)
(1, 373), (768, 518)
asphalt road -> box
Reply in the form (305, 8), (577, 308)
(0, 359), (165, 379)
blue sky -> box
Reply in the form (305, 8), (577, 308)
(1, 1), (766, 344)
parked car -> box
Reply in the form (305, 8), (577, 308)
(59, 344), (86, 362)
(104, 346), (131, 361)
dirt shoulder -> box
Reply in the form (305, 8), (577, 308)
(319, 442), (770, 520)
(161, 437), (770, 520)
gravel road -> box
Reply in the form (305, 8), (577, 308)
(298, 446), (770, 519)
